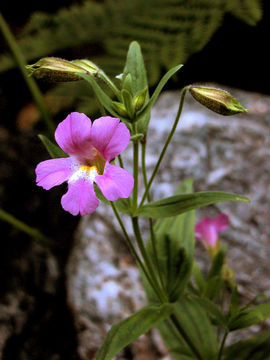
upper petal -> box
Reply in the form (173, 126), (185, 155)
(36, 157), (73, 190)
(91, 116), (130, 161)
(61, 178), (99, 216)
(212, 214), (229, 231)
(55, 112), (92, 158)
(95, 163), (134, 201)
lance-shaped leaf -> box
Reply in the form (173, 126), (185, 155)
(224, 329), (270, 360)
(158, 296), (218, 360)
(145, 179), (195, 302)
(228, 302), (270, 331)
(96, 303), (174, 360)
(136, 64), (183, 123)
(38, 134), (67, 159)
(135, 191), (249, 218)
(123, 41), (148, 97)
(123, 41), (150, 133)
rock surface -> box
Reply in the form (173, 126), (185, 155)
(66, 86), (270, 359)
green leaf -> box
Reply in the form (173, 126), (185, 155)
(123, 41), (151, 133)
(193, 296), (227, 328)
(208, 247), (226, 279)
(228, 285), (240, 318)
(136, 191), (249, 218)
(204, 276), (223, 300)
(78, 73), (119, 117)
(229, 302), (270, 331)
(123, 41), (148, 97)
(160, 297), (218, 360)
(144, 179), (195, 302)
(192, 262), (206, 294)
(136, 64), (183, 123)
(38, 134), (67, 158)
(224, 329), (270, 360)
(96, 303), (174, 360)
(114, 198), (132, 215)
(94, 184), (110, 205)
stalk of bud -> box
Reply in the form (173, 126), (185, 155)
(189, 86), (248, 116)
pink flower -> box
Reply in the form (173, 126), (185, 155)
(36, 112), (134, 216)
(195, 214), (229, 249)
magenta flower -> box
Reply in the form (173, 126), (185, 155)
(195, 214), (229, 249)
(36, 112), (134, 216)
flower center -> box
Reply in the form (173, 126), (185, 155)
(69, 165), (100, 183)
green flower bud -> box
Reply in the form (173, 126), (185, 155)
(222, 266), (235, 288)
(71, 59), (100, 75)
(189, 86), (248, 116)
(133, 87), (148, 112)
(112, 101), (129, 118)
(122, 73), (133, 94)
(26, 57), (96, 82)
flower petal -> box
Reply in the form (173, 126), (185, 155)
(212, 214), (229, 231)
(61, 179), (99, 216)
(195, 214), (229, 247)
(91, 116), (130, 161)
(95, 163), (134, 201)
(55, 112), (92, 158)
(36, 157), (73, 190)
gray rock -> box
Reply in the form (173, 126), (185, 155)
(66, 86), (270, 358)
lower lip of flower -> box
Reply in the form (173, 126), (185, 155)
(69, 165), (100, 183)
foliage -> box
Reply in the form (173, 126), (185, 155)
(0, 0), (262, 81)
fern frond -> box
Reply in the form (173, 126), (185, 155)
(0, 0), (262, 83)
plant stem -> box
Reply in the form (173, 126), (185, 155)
(139, 86), (190, 208)
(0, 13), (54, 135)
(0, 208), (52, 247)
(218, 331), (228, 360)
(132, 216), (167, 303)
(141, 139), (166, 291)
(132, 131), (139, 211)
(110, 202), (162, 299)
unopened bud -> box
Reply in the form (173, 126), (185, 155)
(134, 87), (148, 112)
(190, 86), (248, 116)
(112, 101), (129, 118)
(72, 59), (100, 75)
(222, 266), (235, 287)
(26, 57), (96, 82)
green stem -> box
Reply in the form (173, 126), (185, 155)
(110, 202), (161, 299)
(132, 216), (167, 303)
(141, 139), (166, 291)
(139, 86), (190, 208)
(0, 13), (54, 135)
(218, 331), (228, 360)
(0, 208), (52, 247)
(132, 134), (139, 211)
